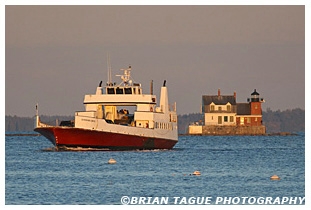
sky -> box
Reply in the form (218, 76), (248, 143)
(5, 4), (306, 117)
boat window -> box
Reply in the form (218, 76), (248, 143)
(124, 88), (132, 94)
(133, 88), (136, 94)
(116, 88), (124, 94)
(107, 88), (115, 94)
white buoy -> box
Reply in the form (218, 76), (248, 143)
(192, 171), (201, 176)
(270, 175), (280, 180)
(108, 158), (117, 164)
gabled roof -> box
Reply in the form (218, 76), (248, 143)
(237, 103), (251, 115)
(202, 95), (236, 106)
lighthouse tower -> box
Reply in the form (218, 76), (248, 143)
(249, 89), (264, 125)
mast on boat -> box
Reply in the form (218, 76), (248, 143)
(107, 53), (113, 86)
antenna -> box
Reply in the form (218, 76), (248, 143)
(107, 53), (112, 85)
(36, 103), (38, 116)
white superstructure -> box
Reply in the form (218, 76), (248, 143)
(73, 66), (178, 141)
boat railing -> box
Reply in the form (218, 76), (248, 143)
(38, 121), (53, 128)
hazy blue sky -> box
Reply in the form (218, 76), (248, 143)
(5, 5), (305, 117)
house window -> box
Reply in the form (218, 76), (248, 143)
(211, 105), (215, 111)
(227, 105), (231, 111)
(218, 106), (222, 111)
(230, 116), (234, 122)
(224, 116), (228, 122)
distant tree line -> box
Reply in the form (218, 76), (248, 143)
(262, 108), (305, 134)
(5, 108), (305, 134)
(5, 115), (73, 132)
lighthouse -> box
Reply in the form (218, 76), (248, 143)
(249, 89), (264, 116)
(191, 88), (266, 135)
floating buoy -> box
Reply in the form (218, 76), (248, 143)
(270, 175), (280, 180)
(192, 171), (201, 176)
(108, 158), (117, 164)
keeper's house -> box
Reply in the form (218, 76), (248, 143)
(189, 89), (266, 135)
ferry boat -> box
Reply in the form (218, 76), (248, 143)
(34, 65), (178, 150)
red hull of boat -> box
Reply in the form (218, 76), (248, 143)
(34, 127), (177, 150)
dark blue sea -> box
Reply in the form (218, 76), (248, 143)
(5, 132), (305, 205)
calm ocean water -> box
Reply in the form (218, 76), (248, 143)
(5, 132), (305, 205)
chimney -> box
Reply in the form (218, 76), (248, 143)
(150, 80), (153, 95)
(234, 91), (236, 99)
(218, 89), (220, 96)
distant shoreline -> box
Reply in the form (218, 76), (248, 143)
(5, 133), (41, 136)
(6, 132), (299, 137)
(5, 109), (305, 134)
(179, 132), (299, 136)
